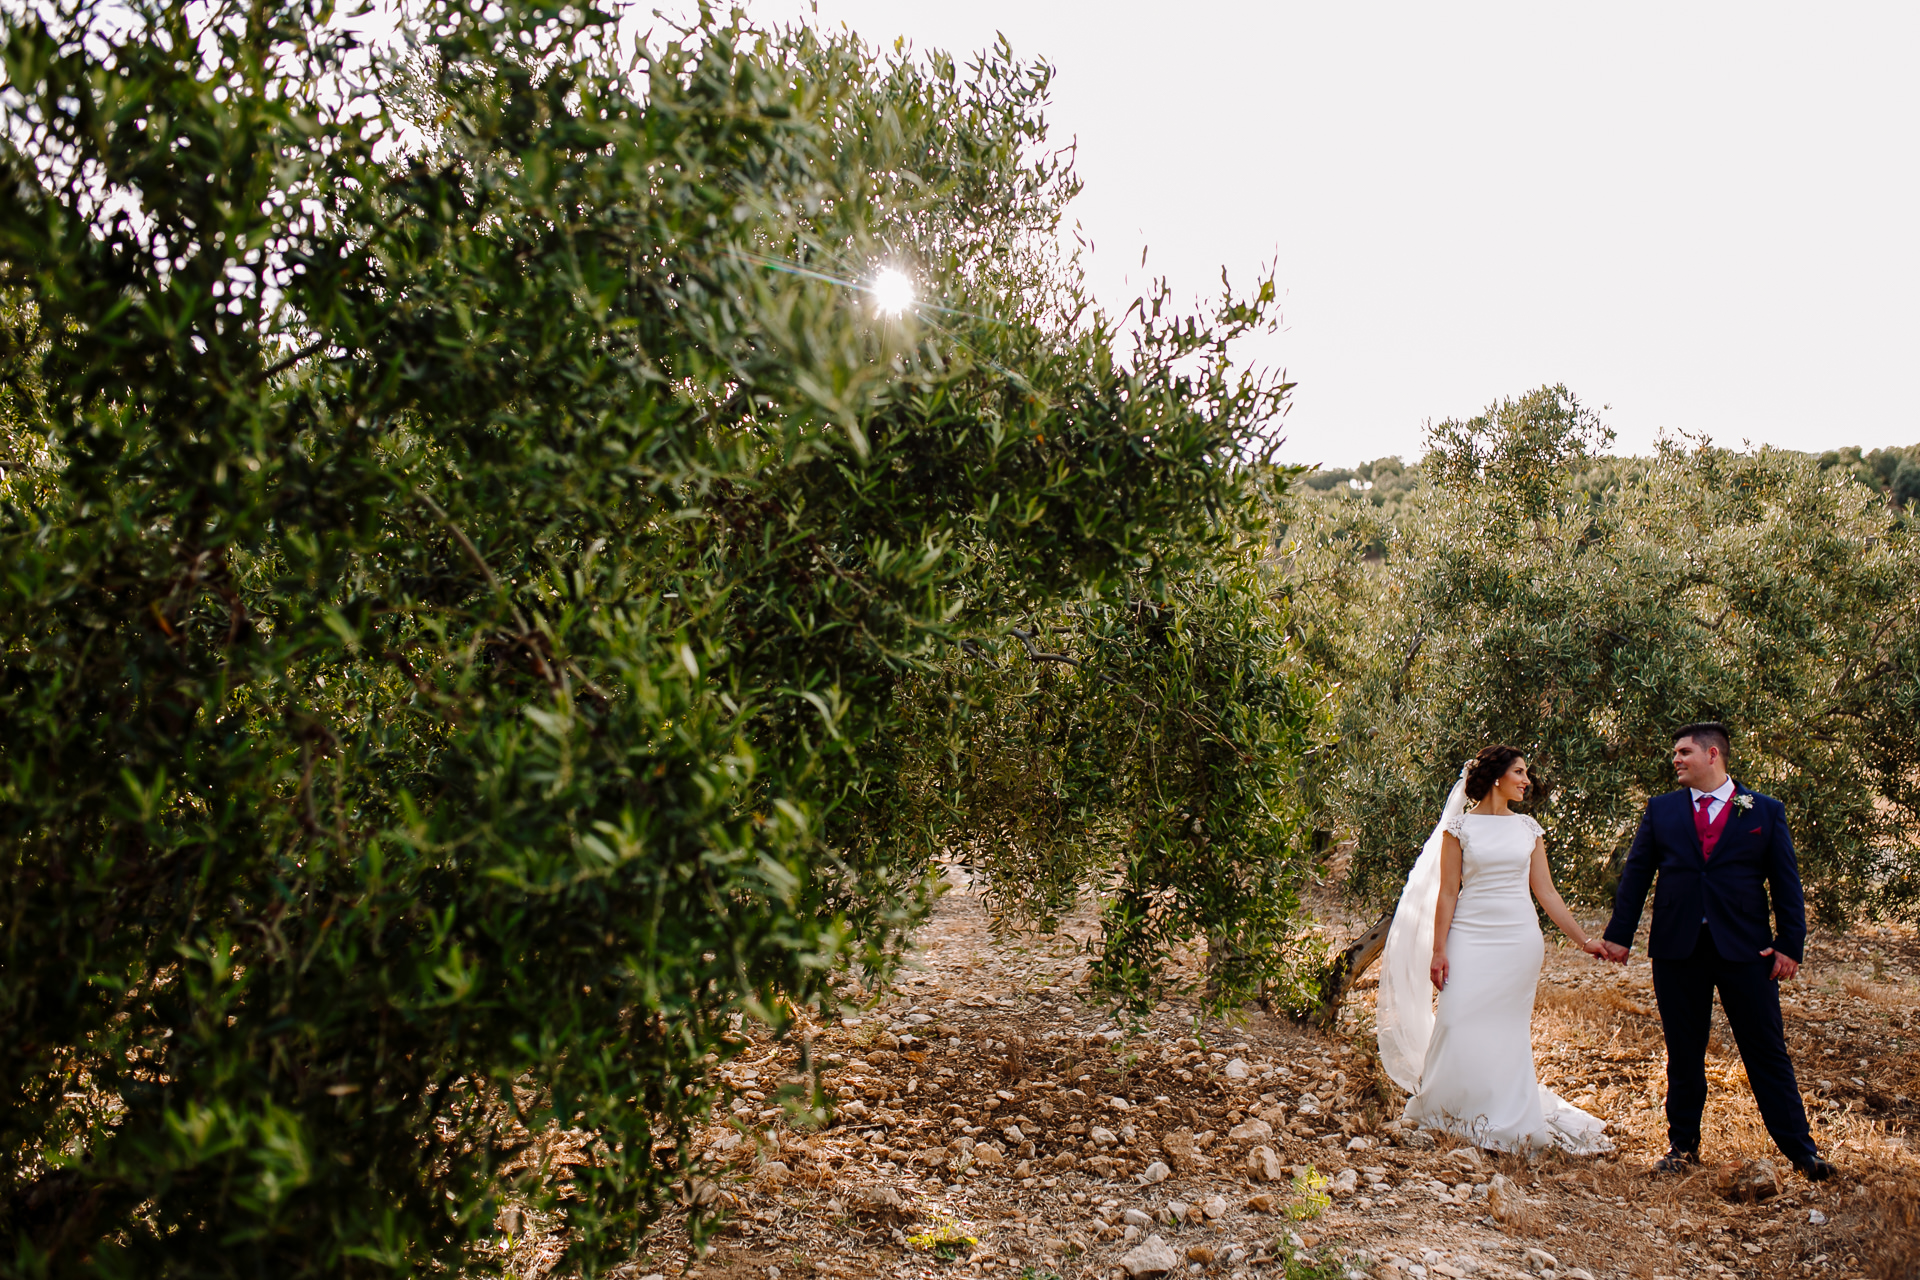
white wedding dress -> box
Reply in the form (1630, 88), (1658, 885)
(1376, 783), (1611, 1154)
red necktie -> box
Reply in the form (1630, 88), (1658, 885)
(1695, 794), (1720, 859)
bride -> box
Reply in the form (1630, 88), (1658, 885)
(1376, 745), (1614, 1153)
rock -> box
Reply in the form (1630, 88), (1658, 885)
(1245, 1145), (1288, 1182)
(1374, 1267), (1402, 1280)
(1124, 1208), (1155, 1228)
(1246, 1194), (1279, 1214)
(1141, 1160), (1170, 1184)
(1002, 1124), (1025, 1144)
(948, 1136), (976, 1155)
(1485, 1174), (1521, 1223)
(1201, 1195), (1228, 1220)
(709, 1131), (742, 1154)
(1522, 1248), (1558, 1274)
(853, 1187), (916, 1223)
(1161, 1128), (1205, 1173)
(1402, 1129), (1437, 1151)
(1713, 1158), (1781, 1203)
(1050, 1151), (1079, 1171)
(756, 1161), (791, 1186)
(1223, 1058), (1250, 1080)
(1119, 1234), (1180, 1277)
(1013, 1160), (1033, 1179)
(1810, 1208), (1828, 1225)
(971, 1144), (1005, 1167)
(1329, 1169), (1359, 1196)
(839, 1099), (870, 1119)
(1165, 1200), (1191, 1223)
(1186, 1246), (1216, 1265)
(1123, 1224), (1141, 1243)
(1346, 1135), (1375, 1150)
(1562, 1270), (1595, 1280)
(1257, 1104), (1288, 1127)
(1432, 1267), (1464, 1279)
(1228, 1119), (1274, 1144)
(1090, 1126), (1118, 1147)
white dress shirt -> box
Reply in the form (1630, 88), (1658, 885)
(1689, 778), (1736, 823)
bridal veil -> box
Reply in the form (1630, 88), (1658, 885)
(1376, 763), (1470, 1093)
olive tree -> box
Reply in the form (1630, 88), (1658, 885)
(0, 1), (1291, 1274)
(1283, 387), (1920, 920)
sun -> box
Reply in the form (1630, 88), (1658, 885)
(871, 267), (916, 316)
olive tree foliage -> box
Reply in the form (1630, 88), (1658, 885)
(0, 0), (1289, 1274)
(1279, 386), (1920, 919)
(887, 530), (1324, 1016)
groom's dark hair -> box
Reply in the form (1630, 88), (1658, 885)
(1674, 721), (1731, 761)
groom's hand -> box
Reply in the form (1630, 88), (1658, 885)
(1596, 940), (1629, 964)
(1761, 947), (1799, 981)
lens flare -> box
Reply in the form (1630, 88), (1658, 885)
(871, 267), (916, 315)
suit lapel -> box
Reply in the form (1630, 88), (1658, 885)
(1671, 790), (1706, 864)
(1711, 782), (1753, 858)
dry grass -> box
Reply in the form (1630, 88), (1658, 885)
(1862, 1176), (1920, 1280)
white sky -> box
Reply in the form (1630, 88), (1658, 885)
(743, 0), (1920, 469)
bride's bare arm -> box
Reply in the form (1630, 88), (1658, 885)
(1529, 840), (1607, 957)
(1431, 832), (1464, 990)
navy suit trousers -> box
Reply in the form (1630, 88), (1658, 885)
(1649, 925), (1815, 1163)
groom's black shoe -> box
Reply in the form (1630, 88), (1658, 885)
(1793, 1155), (1836, 1182)
(1653, 1149), (1700, 1174)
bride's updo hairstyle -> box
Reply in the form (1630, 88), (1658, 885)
(1464, 744), (1526, 802)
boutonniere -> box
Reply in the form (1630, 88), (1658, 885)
(1731, 794), (1754, 813)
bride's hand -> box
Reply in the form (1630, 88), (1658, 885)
(1430, 951), (1448, 992)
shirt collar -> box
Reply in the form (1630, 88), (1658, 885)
(1690, 778), (1736, 804)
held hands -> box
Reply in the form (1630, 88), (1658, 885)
(1430, 950), (1449, 992)
(1760, 948), (1799, 981)
(1578, 937), (1618, 963)
(1590, 939), (1630, 964)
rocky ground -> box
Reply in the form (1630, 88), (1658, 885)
(588, 870), (1920, 1280)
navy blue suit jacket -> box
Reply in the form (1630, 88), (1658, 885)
(1603, 784), (1807, 964)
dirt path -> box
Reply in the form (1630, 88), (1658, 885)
(627, 873), (1920, 1280)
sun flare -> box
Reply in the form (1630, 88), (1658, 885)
(871, 267), (916, 316)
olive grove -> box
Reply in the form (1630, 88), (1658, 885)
(1281, 387), (1920, 921)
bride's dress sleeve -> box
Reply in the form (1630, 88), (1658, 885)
(1443, 814), (1468, 839)
(1522, 815), (1545, 839)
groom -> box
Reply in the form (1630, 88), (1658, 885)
(1600, 723), (1834, 1180)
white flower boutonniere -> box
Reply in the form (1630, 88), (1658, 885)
(1731, 793), (1754, 814)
